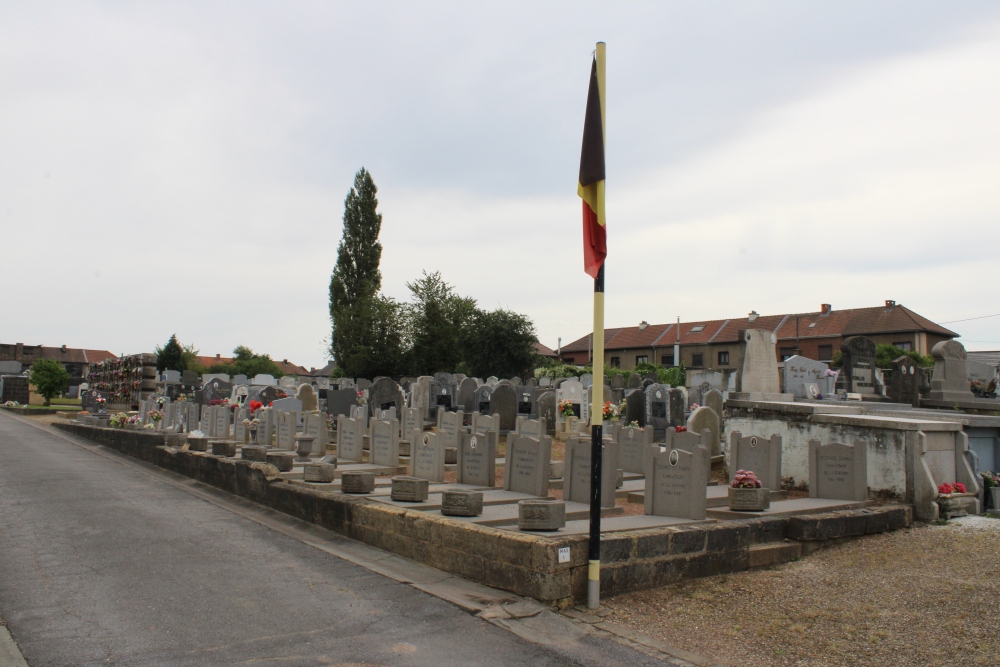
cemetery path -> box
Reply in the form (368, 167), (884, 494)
(0, 413), (670, 667)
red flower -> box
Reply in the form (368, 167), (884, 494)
(937, 483), (954, 495)
(249, 400), (263, 413)
(953, 482), (966, 494)
(675, 426), (687, 432)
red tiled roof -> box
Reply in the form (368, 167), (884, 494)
(534, 342), (559, 357)
(561, 303), (956, 352)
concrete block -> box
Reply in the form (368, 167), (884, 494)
(518, 500), (566, 531)
(266, 451), (295, 472)
(187, 436), (210, 452)
(341, 471), (375, 494)
(391, 476), (429, 502)
(241, 445), (268, 462)
(445, 447), (457, 465)
(303, 462), (336, 483)
(441, 489), (484, 516)
(210, 440), (237, 457)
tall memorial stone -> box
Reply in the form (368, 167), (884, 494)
(275, 411), (294, 449)
(504, 436), (551, 497)
(563, 439), (617, 508)
(628, 373), (642, 389)
(624, 389), (645, 428)
(732, 328), (782, 397)
(729, 431), (782, 491)
(644, 446), (709, 520)
(515, 386), (535, 419)
(840, 336), (877, 395)
(430, 373), (458, 414)
(703, 389), (723, 419)
(666, 429), (713, 483)
(370, 418), (401, 468)
(202, 378), (234, 405)
(555, 379), (586, 428)
(325, 389), (357, 417)
(644, 384), (670, 440)
(303, 412), (329, 455)
(926, 340), (974, 403)
(536, 391), (556, 435)
(412, 432), (445, 482)
(410, 376), (433, 422)
(369, 378), (406, 419)
(437, 409), (465, 453)
(887, 356), (921, 407)
(473, 385), (493, 416)
(457, 377), (478, 415)
(668, 387), (685, 427)
(808, 439), (868, 501)
(490, 383), (518, 432)
(297, 384), (318, 412)
(458, 431), (496, 487)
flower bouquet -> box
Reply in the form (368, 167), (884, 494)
(728, 469), (769, 511)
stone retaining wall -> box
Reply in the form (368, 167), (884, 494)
(54, 422), (912, 607)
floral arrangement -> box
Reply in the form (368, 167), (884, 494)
(95, 396), (106, 405)
(274, 390), (288, 400)
(176, 394), (188, 402)
(326, 415), (335, 430)
(143, 423), (156, 430)
(675, 426), (688, 433)
(156, 396), (166, 406)
(356, 391), (368, 406)
(981, 471), (1000, 488)
(110, 413), (142, 428)
(189, 430), (205, 437)
(937, 482), (967, 495)
(602, 400), (623, 420)
(731, 470), (762, 489)
(147, 409), (164, 422)
(627, 421), (640, 428)
(242, 418), (260, 430)
(3, 400), (18, 407)
(558, 399), (576, 417)
(249, 400), (263, 413)
(971, 379), (998, 396)
(208, 398), (231, 407)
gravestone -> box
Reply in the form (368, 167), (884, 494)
(297, 384), (318, 412)
(668, 387), (685, 427)
(250, 374), (276, 386)
(628, 374), (642, 389)
(458, 431), (496, 486)
(644, 384), (670, 440)
(271, 397), (302, 425)
(666, 429), (713, 483)
(840, 336), (877, 395)
(275, 411), (294, 449)
(555, 379), (586, 427)
(412, 432), (445, 482)
(729, 431), (782, 491)
(303, 412), (329, 454)
(783, 356), (835, 398)
(278, 376), (297, 388)
(356, 378), (372, 391)
(734, 328), (781, 395)
(579, 373), (593, 388)
(202, 378), (234, 405)
(486, 376), (499, 387)
(473, 385), (493, 416)
(617, 425), (654, 474)
(437, 409), (465, 455)
(490, 383), (518, 432)
(162, 370), (181, 383)
(187, 403), (201, 433)
(808, 439), (868, 501)
(337, 415), (364, 462)
(213, 405), (230, 439)
(401, 407), (421, 442)
(256, 408), (273, 445)
(504, 436), (551, 497)
(563, 439), (617, 508)
(513, 416), (545, 441)
(536, 391), (556, 435)
(410, 376), (432, 422)
(232, 374), (248, 385)
(370, 418), (401, 467)
(430, 373), (458, 415)
(926, 340), (974, 402)
(687, 406), (722, 457)
(644, 446), (709, 520)
(887, 356), (921, 407)
(326, 388), (357, 417)
(369, 377), (406, 420)
(457, 377), (478, 415)
(442, 489), (483, 517)
(704, 389), (723, 419)
(625, 389), (645, 427)
(470, 412), (500, 445)
(538, 376), (551, 388)
(515, 386), (535, 418)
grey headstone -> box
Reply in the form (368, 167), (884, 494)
(430, 373), (458, 416)
(275, 411), (294, 449)
(490, 383), (518, 432)
(303, 412), (329, 454)
(687, 406), (721, 457)
(336, 415), (364, 462)
(202, 378), (234, 405)
(370, 418), (400, 467)
(625, 389), (646, 428)
(729, 431), (782, 491)
(704, 389), (723, 418)
(356, 378), (372, 391)
(644, 446), (709, 520)
(563, 438), (617, 508)
(326, 388), (358, 417)
(436, 409), (464, 452)
(457, 377), (478, 414)
(458, 431), (496, 487)
(839, 336), (877, 395)
(617, 425), (655, 474)
(536, 392), (556, 435)
(735, 328), (780, 394)
(538, 376), (551, 388)
(515, 386), (535, 418)
(412, 431), (445, 482)
(504, 435), (551, 497)
(926, 340), (974, 402)
(369, 377), (405, 420)
(628, 374), (642, 389)
(644, 384), (670, 440)
(555, 379), (586, 427)
(808, 439), (868, 501)
(783, 355), (834, 398)
(473, 385), (493, 416)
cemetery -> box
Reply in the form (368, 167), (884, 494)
(54, 329), (996, 606)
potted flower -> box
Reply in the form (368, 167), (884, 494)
(937, 481), (977, 519)
(558, 399), (577, 433)
(971, 379), (998, 399)
(94, 396), (107, 414)
(356, 391), (368, 407)
(728, 470), (770, 511)
(981, 471), (1000, 510)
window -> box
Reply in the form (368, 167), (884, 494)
(691, 353), (704, 367)
(893, 341), (912, 351)
(718, 351), (729, 365)
(780, 346), (797, 361)
(690, 325), (705, 333)
(818, 345), (833, 361)
(662, 353), (675, 366)
(635, 355), (648, 365)
(610, 357), (620, 368)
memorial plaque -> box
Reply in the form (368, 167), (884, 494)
(412, 432), (445, 482)
(809, 440), (867, 501)
(644, 446), (709, 520)
(458, 431), (496, 487)
(729, 431), (782, 491)
(503, 435), (551, 497)
(370, 418), (400, 467)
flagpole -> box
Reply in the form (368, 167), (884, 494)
(587, 40), (606, 612)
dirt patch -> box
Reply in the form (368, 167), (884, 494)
(602, 517), (1000, 666)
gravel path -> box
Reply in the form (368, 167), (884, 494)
(603, 516), (1000, 667)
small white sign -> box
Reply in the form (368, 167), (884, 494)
(558, 547), (570, 564)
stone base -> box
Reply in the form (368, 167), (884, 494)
(445, 447), (457, 465)
(728, 486), (770, 511)
(266, 451), (295, 472)
(341, 471), (375, 494)
(549, 461), (564, 479)
(187, 436), (210, 452)
(728, 392), (794, 402)
(241, 445), (269, 462)
(937, 493), (979, 519)
(441, 489), (484, 516)
(211, 440), (237, 457)
(518, 499), (566, 531)
(303, 462), (337, 483)
(391, 476), (429, 502)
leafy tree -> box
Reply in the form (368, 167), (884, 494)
(462, 308), (537, 379)
(181, 343), (205, 373)
(330, 168), (384, 367)
(405, 271), (477, 375)
(231, 345), (284, 378)
(155, 334), (185, 372)
(29, 359), (70, 406)
(875, 344), (933, 369)
(335, 295), (407, 378)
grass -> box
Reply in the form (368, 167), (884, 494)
(51, 397), (82, 406)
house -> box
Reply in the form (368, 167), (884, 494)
(0, 343), (118, 390)
(195, 353), (311, 377)
(558, 301), (958, 371)
(534, 342), (559, 359)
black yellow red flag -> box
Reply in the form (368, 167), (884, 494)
(578, 56), (606, 279)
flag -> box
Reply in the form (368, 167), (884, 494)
(578, 55), (606, 279)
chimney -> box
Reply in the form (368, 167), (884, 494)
(216, 354), (221, 359)
(15, 343), (23, 361)
(885, 299), (896, 308)
(61, 344), (67, 352)
(638, 320), (648, 331)
(748, 311), (758, 322)
(820, 303), (832, 316)
(283, 359), (288, 364)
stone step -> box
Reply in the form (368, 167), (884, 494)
(627, 487), (787, 506)
(748, 541), (802, 568)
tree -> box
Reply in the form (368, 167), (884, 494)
(335, 295), (407, 378)
(405, 271), (477, 375)
(330, 168), (384, 367)
(29, 359), (69, 406)
(181, 343), (205, 373)
(155, 334), (185, 372)
(461, 308), (538, 379)
(230, 345), (284, 379)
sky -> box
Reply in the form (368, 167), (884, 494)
(2, 1), (999, 368)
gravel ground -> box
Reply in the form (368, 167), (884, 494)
(603, 516), (1000, 667)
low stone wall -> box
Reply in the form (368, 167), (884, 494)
(54, 422), (912, 606)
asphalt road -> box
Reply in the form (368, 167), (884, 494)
(0, 413), (666, 667)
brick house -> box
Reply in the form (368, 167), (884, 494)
(557, 301), (957, 371)
(0, 343), (118, 389)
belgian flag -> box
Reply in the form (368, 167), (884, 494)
(578, 53), (606, 279)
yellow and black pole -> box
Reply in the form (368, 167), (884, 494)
(577, 41), (607, 611)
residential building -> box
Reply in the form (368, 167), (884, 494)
(0, 343), (117, 389)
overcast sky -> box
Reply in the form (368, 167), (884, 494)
(3, 2), (999, 368)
